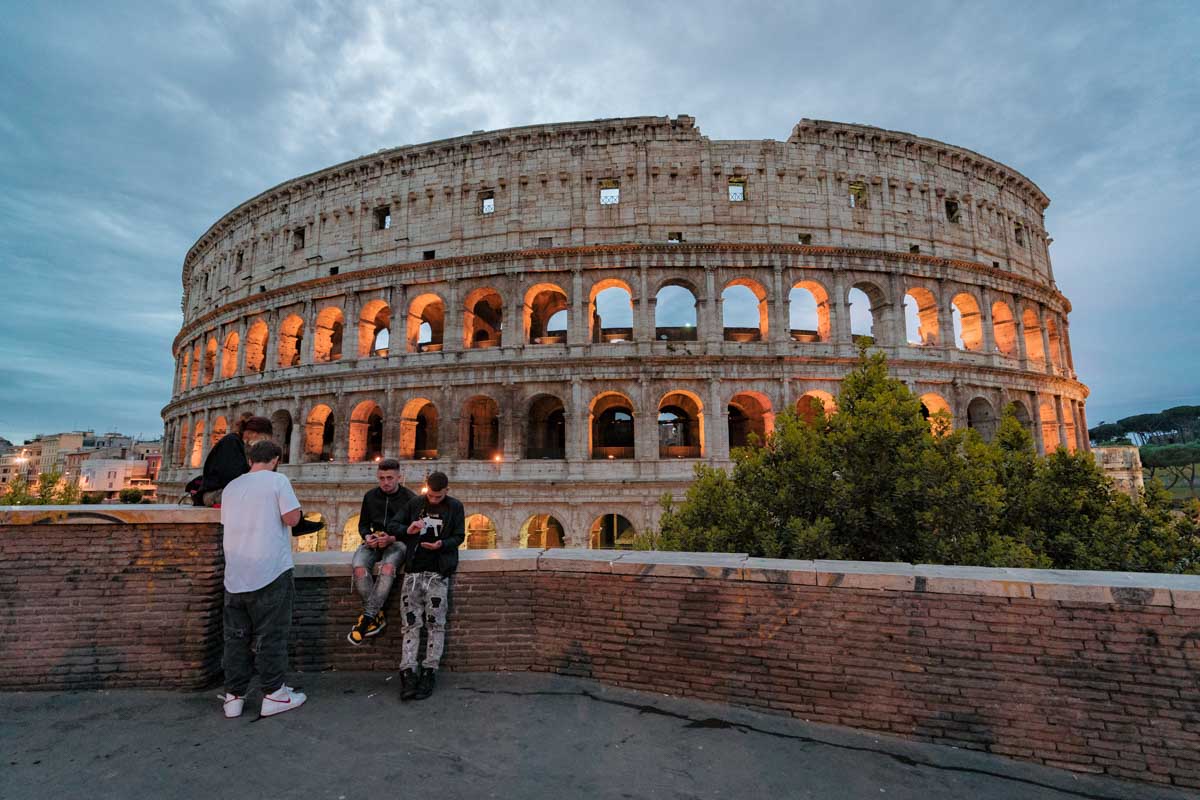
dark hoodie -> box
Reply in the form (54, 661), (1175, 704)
(358, 485), (416, 540)
(200, 433), (248, 492)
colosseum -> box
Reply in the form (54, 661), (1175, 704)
(160, 115), (1088, 552)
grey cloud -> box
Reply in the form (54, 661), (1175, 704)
(1, 0), (1196, 441)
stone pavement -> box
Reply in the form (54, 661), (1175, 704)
(1, 672), (1189, 800)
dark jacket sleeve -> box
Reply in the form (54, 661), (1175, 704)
(385, 494), (419, 539)
(201, 434), (248, 491)
(441, 499), (466, 551)
(358, 491), (372, 539)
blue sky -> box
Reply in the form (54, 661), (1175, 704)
(1, 0), (1197, 443)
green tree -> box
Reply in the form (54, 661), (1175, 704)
(119, 488), (144, 504)
(0, 476), (37, 505)
(656, 351), (1200, 573)
(1141, 443), (1200, 498)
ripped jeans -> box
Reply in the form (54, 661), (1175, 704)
(223, 569), (294, 696)
(399, 571), (450, 672)
(351, 541), (407, 618)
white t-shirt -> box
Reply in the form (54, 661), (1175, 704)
(220, 470), (301, 593)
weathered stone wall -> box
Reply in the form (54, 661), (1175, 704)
(0, 506), (224, 690)
(161, 115), (1089, 548)
(5, 508), (1200, 788)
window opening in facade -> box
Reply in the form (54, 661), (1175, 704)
(480, 191), (495, 214)
(589, 514), (635, 550)
(374, 206), (391, 230)
(848, 181), (868, 208)
(599, 179), (620, 205)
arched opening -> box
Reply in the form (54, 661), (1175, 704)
(589, 514), (636, 550)
(245, 320), (268, 373)
(463, 396), (500, 460)
(210, 416), (228, 449)
(789, 280), (830, 342)
(1046, 316), (1064, 371)
(658, 391), (704, 458)
(399, 398), (439, 460)
(202, 338), (217, 385)
(278, 314), (305, 368)
(525, 283), (569, 344)
(796, 391), (836, 426)
(1009, 400), (1034, 435)
(590, 279), (634, 343)
(179, 351), (190, 392)
(190, 420), (205, 468)
(349, 400), (385, 463)
(304, 405), (335, 462)
(728, 392), (773, 450)
(526, 395), (566, 459)
(591, 392), (634, 459)
(655, 282), (698, 341)
(1023, 309), (1046, 365)
(919, 393), (953, 436)
(465, 514), (497, 549)
(722, 280), (767, 342)
(341, 514), (362, 552)
(848, 283), (886, 344)
(519, 514), (565, 548)
(190, 344), (201, 387)
(951, 293), (983, 351)
(1040, 398), (1061, 452)
(904, 288), (940, 346)
(463, 287), (503, 349)
(177, 421), (189, 467)
(967, 397), (998, 442)
(357, 299), (391, 358)
(221, 332), (240, 379)
(992, 301), (1017, 356)
(270, 409), (293, 464)
(313, 306), (345, 362)
(407, 293), (445, 353)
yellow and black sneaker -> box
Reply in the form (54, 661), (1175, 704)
(364, 610), (387, 638)
(346, 613), (370, 646)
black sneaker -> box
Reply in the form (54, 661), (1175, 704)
(399, 669), (418, 701)
(347, 614), (372, 647)
(414, 668), (436, 700)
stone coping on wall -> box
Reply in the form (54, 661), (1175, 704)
(0, 505), (222, 525)
(294, 549), (1200, 607)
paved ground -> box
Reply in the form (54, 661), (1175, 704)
(1, 672), (1191, 800)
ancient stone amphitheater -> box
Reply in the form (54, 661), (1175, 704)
(160, 115), (1088, 552)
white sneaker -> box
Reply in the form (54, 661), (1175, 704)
(261, 685), (306, 717)
(220, 693), (245, 719)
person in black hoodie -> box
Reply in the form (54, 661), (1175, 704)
(386, 470), (464, 701)
(346, 459), (415, 645)
(200, 414), (273, 507)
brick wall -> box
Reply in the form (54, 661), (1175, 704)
(5, 509), (1200, 788)
(0, 506), (223, 690)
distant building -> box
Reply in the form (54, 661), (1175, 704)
(1094, 445), (1145, 498)
(79, 459), (157, 501)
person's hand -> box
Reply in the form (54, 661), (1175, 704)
(419, 540), (443, 550)
(407, 520), (424, 535)
(377, 534), (395, 548)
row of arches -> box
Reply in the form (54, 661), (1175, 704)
(329, 512), (637, 553)
(175, 275), (1071, 392)
(172, 386), (1079, 471)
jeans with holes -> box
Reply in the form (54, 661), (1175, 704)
(351, 541), (407, 618)
(223, 569), (294, 696)
(399, 571), (450, 671)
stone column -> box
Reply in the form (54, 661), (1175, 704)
(570, 268), (587, 351)
(1054, 394), (1068, 451)
(333, 393), (349, 462)
(389, 284), (407, 359)
(235, 317), (248, 376)
(501, 384), (519, 462)
(979, 292), (997, 358)
(887, 273), (906, 351)
(703, 265), (721, 347)
(1030, 392), (1046, 455)
(444, 279), (462, 354)
(567, 378), (587, 462)
(506, 273), (524, 353)
(634, 376), (657, 463)
(289, 400), (304, 465)
(936, 281), (954, 356)
(830, 272), (851, 352)
(1039, 305), (1053, 375)
(768, 264), (787, 348)
(1014, 301), (1030, 368)
(707, 377), (728, 463)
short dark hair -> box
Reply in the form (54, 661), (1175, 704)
(426, 471), (448, 491)
(241, 415), (273, 435)
(247, 440), (283, 464)
(377, 458), (401, 472)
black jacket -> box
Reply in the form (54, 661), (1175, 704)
(358, 486), (416, 540)
(386, 494), (465, 577)
(201, 433), (248, 492)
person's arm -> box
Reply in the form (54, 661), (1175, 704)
(203, 436), (248, 490)
(358, 492), (372, 540)
(385, 494), (417, 539)
(277, 477), (302, 529)
(441, 500), (465, 550)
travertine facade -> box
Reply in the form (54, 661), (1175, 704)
(160, 116), (1088, 550)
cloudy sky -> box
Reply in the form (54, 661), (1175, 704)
(1, 0), (1197, 443)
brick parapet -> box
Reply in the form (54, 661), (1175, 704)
(6, 509), (1199, 787)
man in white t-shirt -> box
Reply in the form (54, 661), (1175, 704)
(218, 439), (307, 719)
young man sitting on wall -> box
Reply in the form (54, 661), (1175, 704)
(386, 471), (465, 701)
(199, 413), (273, 507)
(347, 458), (415, 645)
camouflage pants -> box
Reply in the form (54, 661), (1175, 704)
(399, 571), (449, 671)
